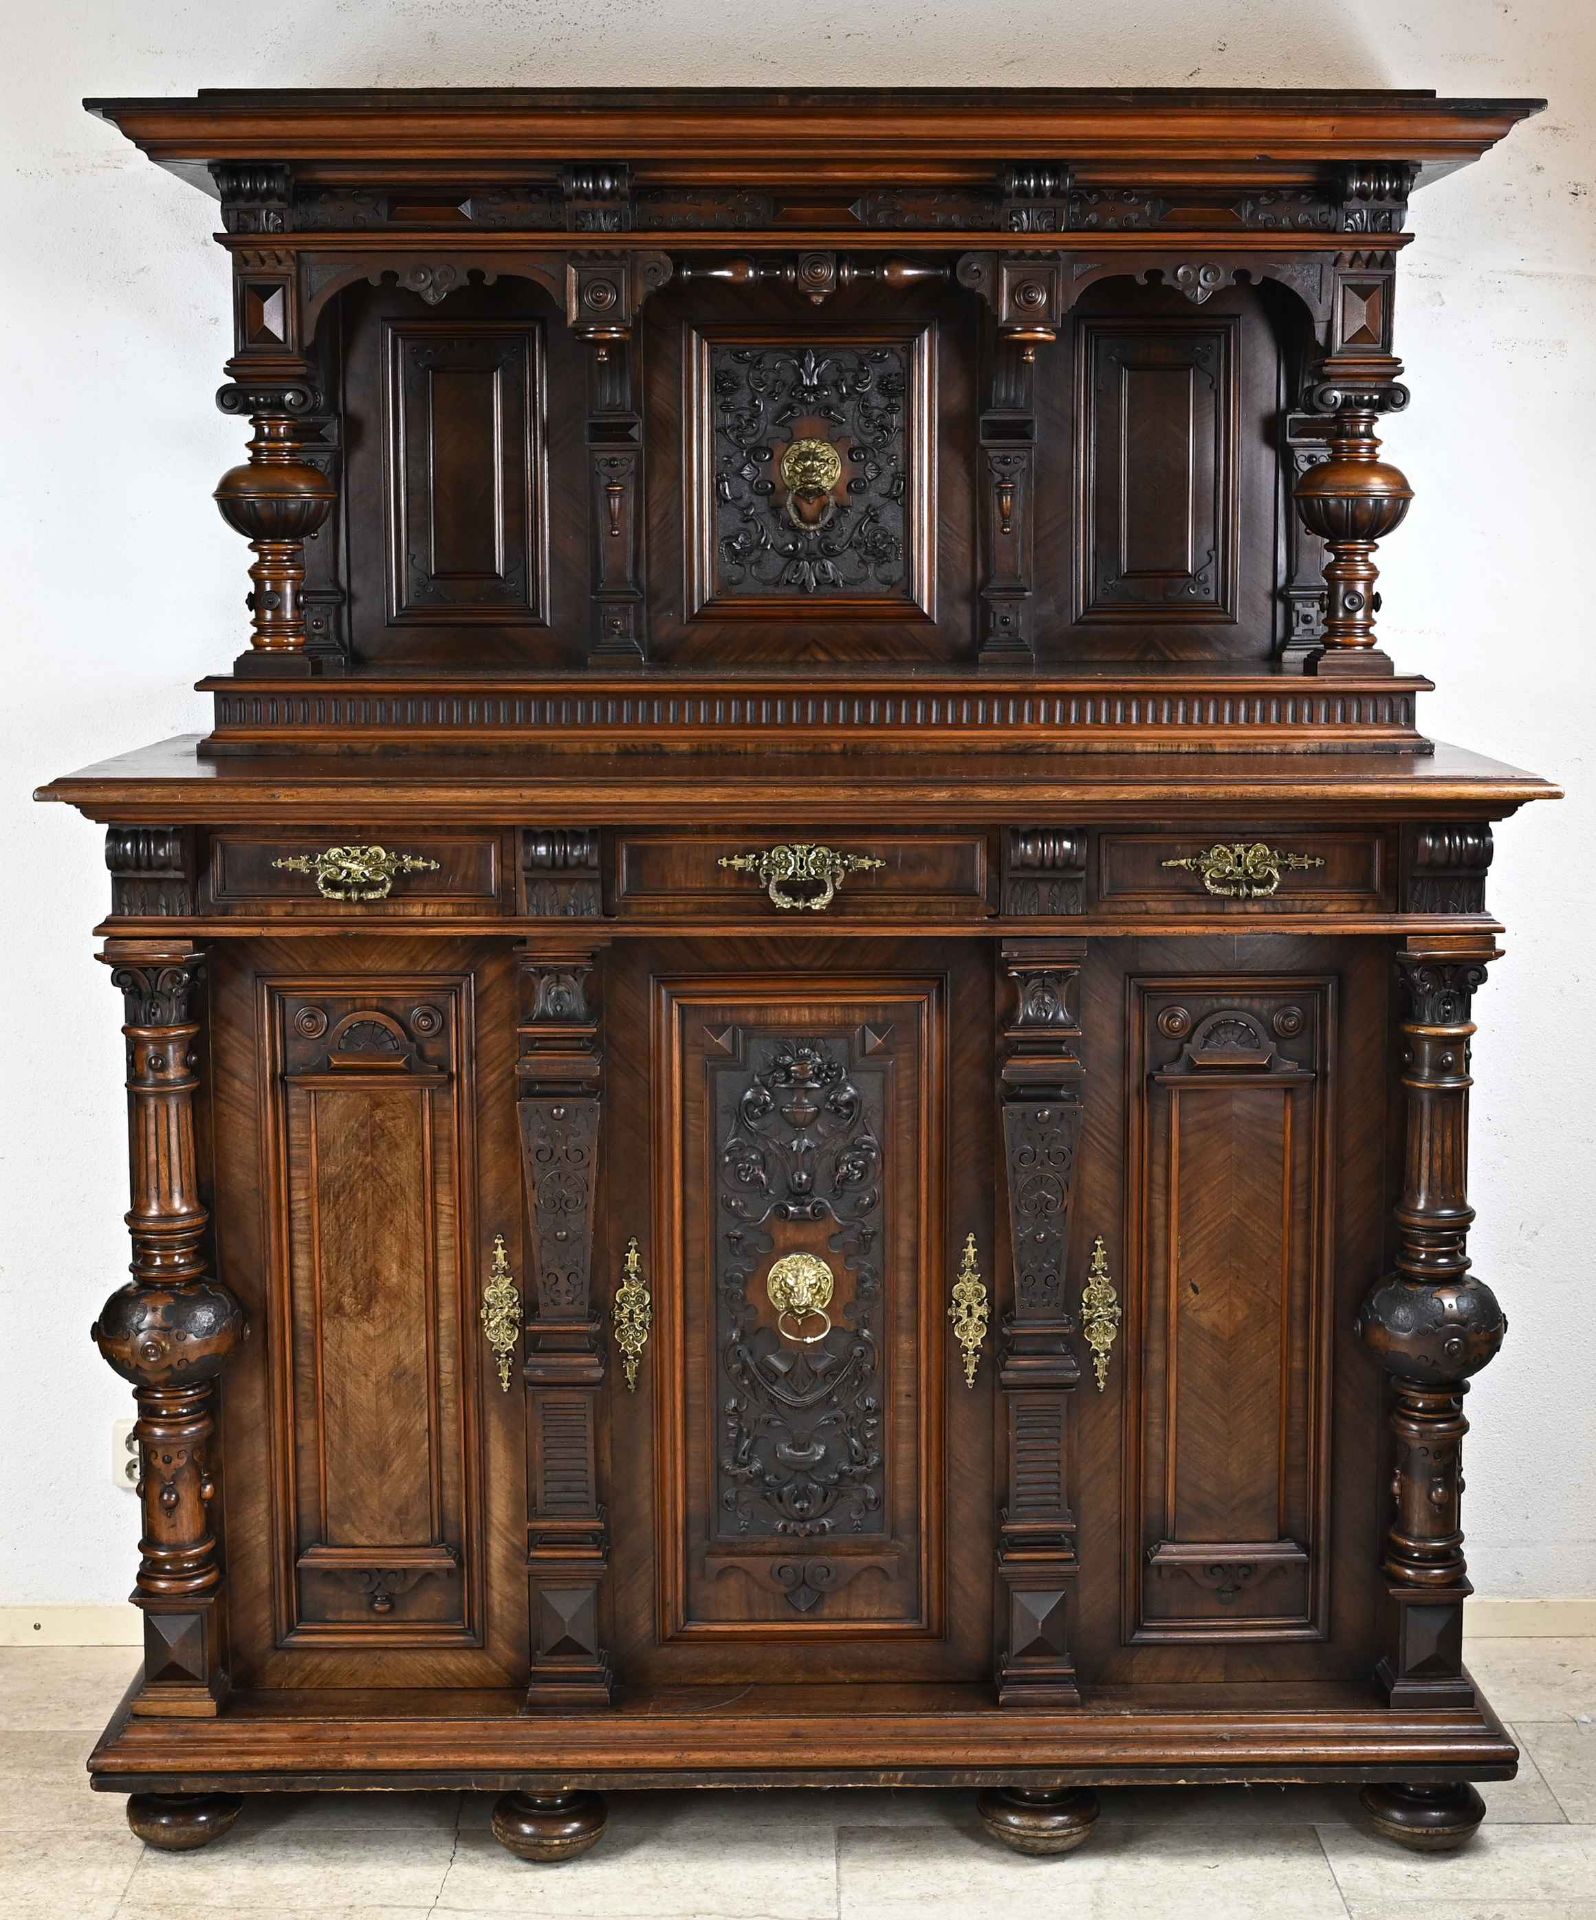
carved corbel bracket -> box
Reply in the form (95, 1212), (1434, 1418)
(566, 250), (673, 358)
(957, 252), (1068, 359)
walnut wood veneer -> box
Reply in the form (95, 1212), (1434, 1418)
(38, 87), (1560, 1864)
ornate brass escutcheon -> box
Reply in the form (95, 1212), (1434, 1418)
(480, 1235), (522, 1393)
(766, 1251), (836, 1344)
(1159, 841), (1326, 901)
(612, 1237), (652, 1391)
(717, 842), (886, 912)
(948, 1233), (990, 1388)
(1080, 1235), (1121, 1392)
(270, 842), (442, 902)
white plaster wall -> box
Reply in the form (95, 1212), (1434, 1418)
(2, 0), (1592, 1607)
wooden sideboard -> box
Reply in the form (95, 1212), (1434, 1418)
(38, 87), (1560, 1863)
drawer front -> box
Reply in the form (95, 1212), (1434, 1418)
(614, 829), (992, 919)
(1098, 828), (1389, 913)
(209, 832), (505, 913)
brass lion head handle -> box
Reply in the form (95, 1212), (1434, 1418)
(779, 436), (844, 528)
(766, 1252), (835, 1345)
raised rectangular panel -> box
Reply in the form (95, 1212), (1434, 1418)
(384, 319), (548, 625)
(264, 982), (479, 1645)
(1123, 981), (1335, 1642)
(1075, 317), (1239, 622)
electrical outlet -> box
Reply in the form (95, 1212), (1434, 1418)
(113, 1420), (139, 1492)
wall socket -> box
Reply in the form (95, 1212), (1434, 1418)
(113, 1420), (139, 1492)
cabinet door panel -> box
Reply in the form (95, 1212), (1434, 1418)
(1073, 935), (1388, 1684)
(606, 939), (994, 1684)
(212, 938), (527, 1688)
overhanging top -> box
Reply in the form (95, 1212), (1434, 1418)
(84, 87), (1545, 194)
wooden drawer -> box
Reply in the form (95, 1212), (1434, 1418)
(1098, 828), (1389, 913)
(614, 829), (993, 919)
(208, 831), (505, 913)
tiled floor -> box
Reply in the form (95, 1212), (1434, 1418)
(3, 1640), (1594, 1919)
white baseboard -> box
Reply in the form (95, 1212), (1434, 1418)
(3, 1596), (1595, 1648)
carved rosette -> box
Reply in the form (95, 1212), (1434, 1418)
(1357, 942), (1503, 1707)
(93, 944), (243, 1713)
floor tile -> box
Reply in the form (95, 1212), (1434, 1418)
(836, 1820), (1349, 1918)
(440, 1791), (840, 1917)
(0, 1828), (142, 1920)
(1495, 1722), (1573, 1824)
(0, 1729), (129, 1833)
(1520, 1722), (1596, 1823)
(1340, 1905), (1596, 1920)
(0, 1647), (138, 1731)
(124, 1826), (453, 1911)
(1465, 1639), (1596, 1722)
(1321, 1820), (1596, 1909)
(116, 1908), (440, 1920)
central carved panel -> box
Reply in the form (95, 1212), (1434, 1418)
(714, 1035), (887, 1544)
(688, 326), (934, 619)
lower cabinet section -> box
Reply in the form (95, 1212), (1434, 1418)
(206, 929), (1390, 1700)
(90, 921), (1515, 1855)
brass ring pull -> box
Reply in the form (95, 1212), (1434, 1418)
(271, 842), (441, 902)
(767, 1252), (835, 1344)
(1160, 841), (1325, 901)
(718, 842), (885, 913)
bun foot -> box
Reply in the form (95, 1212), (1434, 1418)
(1360, 1782), (1486, 1851)
(976, 1786), (1099, 1856)
(492, 1790), (606, 1863)
(126, 1791), (243, 1851)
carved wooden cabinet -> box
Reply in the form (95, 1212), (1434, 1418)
(39, 88), (1560, 1863)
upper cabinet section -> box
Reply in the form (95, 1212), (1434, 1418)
(84, 88), (1543, 752)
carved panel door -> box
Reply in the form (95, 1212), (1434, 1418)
(212, 936), (529, 1688)
(1071, 935), (1389, 1683)
(605, 939), (995, 1684)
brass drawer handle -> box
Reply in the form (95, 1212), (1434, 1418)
(948, 1233), (989, 1388)
(481, 1234), (522, 1393)
(270, 843), (442, 901)
(1160, 841), (1325, 900)
(717, 842), (885, 912)
(613, 1237), (652, 1390)
(1080, 1236), (1121, 1392)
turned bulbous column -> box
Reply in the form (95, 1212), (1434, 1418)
(214, 385), (336, 654)
(1294, 394), (1412, 673)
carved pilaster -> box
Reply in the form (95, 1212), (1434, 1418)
(995, 939), (1087, 1706)
(977, 342), (1036, 663)
(1355, 938), (1505, 1708)
(92, 943), (242, 1717)
(587, 341), (648, 661)
(516, 939), (613, 1709)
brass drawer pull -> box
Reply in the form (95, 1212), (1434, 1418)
(948, 1233), (989, 1388)
(1081, 1236), (1121, 1392)
(270, 842), (442, 901)
(481, 1234), (522, 1393)
(1160, 841), (1325, 900)
(613, 1237), (652, 1390)
(717, 842), (885, 912)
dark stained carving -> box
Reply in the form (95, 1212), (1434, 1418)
(521, 829), (603, 916)
(1400, 826), (1494, 915)
(714, 1034), (886, 1555)
(1003, 829), (1088, 916)
(709, 343), (911, 599)
(106, 827), (196, 918)
(211, 161), (293, 233)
